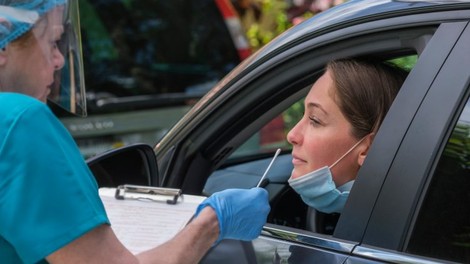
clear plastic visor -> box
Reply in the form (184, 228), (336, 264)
(1, 1), (86, 116)
(49, 1), (86, 116)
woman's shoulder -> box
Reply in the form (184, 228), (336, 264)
(0, 92), (51, 116)
(0, 93), (59, 134)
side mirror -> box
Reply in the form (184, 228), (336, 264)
(86, 143), (159, 188)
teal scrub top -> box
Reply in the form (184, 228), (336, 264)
(0, 93), (109, 264)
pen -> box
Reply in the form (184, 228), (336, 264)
(256, 148), (281, 188)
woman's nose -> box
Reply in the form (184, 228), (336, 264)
(54, 49), (65, 70)
(287, 120), (303, 146)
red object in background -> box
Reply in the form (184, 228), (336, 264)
(215, 0), (252, 60)
(217, 0), (285, 148)
(260, 116), (286, 146)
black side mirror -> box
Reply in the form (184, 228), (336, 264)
(86, 143), (159, 188)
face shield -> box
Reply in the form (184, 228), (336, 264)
(0, 0), (86, 116)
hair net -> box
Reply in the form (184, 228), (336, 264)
(0, 0), (67, 49)
(1, 0), (87, 116)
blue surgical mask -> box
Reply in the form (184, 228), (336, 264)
(288, 137), (366, 213)
(288, 166), (354, 213)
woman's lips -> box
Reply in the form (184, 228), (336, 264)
(292, 154), (306, 165)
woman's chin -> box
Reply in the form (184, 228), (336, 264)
(290, 169), (303, 179)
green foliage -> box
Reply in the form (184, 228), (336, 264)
(444, 123), (470, 169)
(283, 100), (304, 134)
(388, 55), (418, 71)
(245, 0), (292, 51)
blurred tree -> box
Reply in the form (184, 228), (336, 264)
(232, 0), (345, 51)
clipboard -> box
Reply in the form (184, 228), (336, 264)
(115, 184), (182, 204)
(99, 185), (206, 254)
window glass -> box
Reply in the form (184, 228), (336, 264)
(406, 96), (470, 263)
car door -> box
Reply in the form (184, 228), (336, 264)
(198, 17), (470, 264)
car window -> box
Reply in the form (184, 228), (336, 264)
(405, 95), (470, 263)
(206, 55), (417, 233)
(60, 0), (244, 158)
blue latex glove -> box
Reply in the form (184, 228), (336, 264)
(195, 188), (270, 243)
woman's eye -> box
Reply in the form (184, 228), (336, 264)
(308, 116), (321, 126)
(50, 40), (58, 49)
(51, 37), (61, 48)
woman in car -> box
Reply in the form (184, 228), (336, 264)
(287, 58), (408, 214)
(0, 1), (269, 263)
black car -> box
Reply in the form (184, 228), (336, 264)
(89, 0), (470, 263)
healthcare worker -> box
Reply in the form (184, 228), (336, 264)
(0, 1), (270, 263)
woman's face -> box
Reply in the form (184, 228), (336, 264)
(0, 7), (65, 102)
(287, 70), (362, 186)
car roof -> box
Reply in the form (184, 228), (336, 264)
(255, 0), (470, 60)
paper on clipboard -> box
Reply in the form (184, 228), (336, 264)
(99, 187), (206, 254)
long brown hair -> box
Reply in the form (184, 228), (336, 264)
(327, 58), (408, 139)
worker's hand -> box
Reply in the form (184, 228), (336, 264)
(195, 188), (270, 243)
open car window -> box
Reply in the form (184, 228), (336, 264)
(228, 55), (418, 160)
(205, 54), (418, 233)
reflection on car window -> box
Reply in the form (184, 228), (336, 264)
(406, 96), (470, 263)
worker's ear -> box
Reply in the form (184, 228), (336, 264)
(357, 133), (375, 166)
(0, 47), (7, 66)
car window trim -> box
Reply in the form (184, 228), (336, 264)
(261, 225), (356, 254)
(353, 245), (445, 264)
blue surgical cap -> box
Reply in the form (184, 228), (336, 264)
(0, 0), (67, 49)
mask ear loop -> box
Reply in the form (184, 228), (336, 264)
(330, 135), (368, 169)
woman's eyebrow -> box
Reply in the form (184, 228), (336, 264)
(307, 102), (328, 116)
